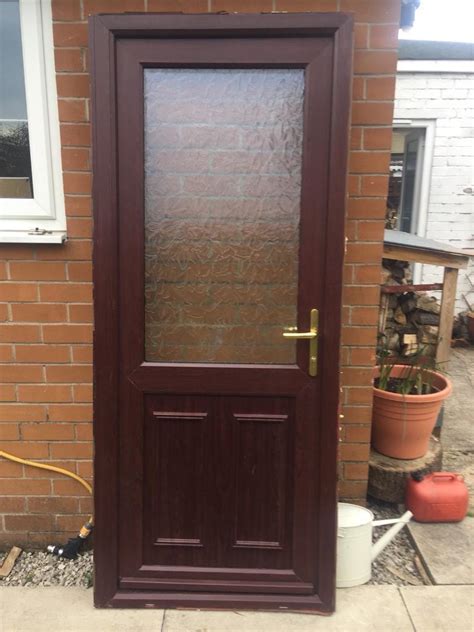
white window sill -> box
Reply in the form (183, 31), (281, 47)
(0, 231), (67, 244)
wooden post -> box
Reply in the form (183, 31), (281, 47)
(378, 293), (389, 335)
(436, 267), (459, 367)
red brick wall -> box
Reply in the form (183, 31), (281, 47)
(0, 0), (400, 546)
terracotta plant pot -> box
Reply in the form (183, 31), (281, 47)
(372, 365), (452, 460)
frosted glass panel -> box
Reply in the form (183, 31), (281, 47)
(144, 69), (304, 364)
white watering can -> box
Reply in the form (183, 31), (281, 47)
(336, 502), (413, 588)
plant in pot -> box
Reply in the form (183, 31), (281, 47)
(372, 346), (452, 460)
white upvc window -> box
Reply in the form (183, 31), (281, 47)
(0, 0), (66, 243)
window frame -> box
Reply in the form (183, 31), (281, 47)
(0, 0), (66, 243)
(392, 119), (436, 240)
(392, 119), (436, 283)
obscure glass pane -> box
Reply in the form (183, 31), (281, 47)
(144, 69), (304, 364)
(0, 0), (33, 198)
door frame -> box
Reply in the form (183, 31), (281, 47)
(91, 12), (353, 611)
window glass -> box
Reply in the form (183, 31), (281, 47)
(144, 69), (304, 364)
(0, 0), (33, 198)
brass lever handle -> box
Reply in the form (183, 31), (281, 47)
(282, 309), (319, 377)
(283, 331), (316, 339)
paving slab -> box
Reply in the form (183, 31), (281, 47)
(162, 586), (414, 632)
(442, 347), (474, 513)
(400, 585), (473, 632)
(408, 518), (473, 584)
(0, 587), (164, 632)
(443, 347), (474, 451)
(0, 585), (414, 632)
(5, 585), (472, 632)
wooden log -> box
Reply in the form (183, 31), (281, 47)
(0, 547), (22, 578)
(368, 437), (443, 503)
(413, 312), (439, 326)
(381, 283), (443, 294)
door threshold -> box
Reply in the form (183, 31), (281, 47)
(102, 589), (333, 613)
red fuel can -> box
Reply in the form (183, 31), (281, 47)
(406, 472), (469, 522)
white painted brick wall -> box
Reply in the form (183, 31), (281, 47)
(394, 73), (474, 312)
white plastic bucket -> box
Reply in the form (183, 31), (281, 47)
(336, 502), (374, 588)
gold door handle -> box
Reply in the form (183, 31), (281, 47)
(282, 331), (316, 339)
(283, 308), (319, 376)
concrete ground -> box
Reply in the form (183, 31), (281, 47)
(442, 347), (474, 513)
(408, 518), (473, 585)
(1, 585), (472, 632)
(403, 347), (474, 590)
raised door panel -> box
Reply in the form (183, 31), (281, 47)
(231, 412), (290, 551)
(141, 394), (297, 573)
(143, 396), (210, 567)
(144, 400), (208, 546)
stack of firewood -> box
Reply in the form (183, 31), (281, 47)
(379, 259), (441, 357)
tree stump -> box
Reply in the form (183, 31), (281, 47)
(368, 436), (443, 503)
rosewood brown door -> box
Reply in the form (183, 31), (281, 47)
(91, 13), (352, 612)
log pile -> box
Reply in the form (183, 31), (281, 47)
(453, 310), (474, 346)
(379, 259), (441, 358)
